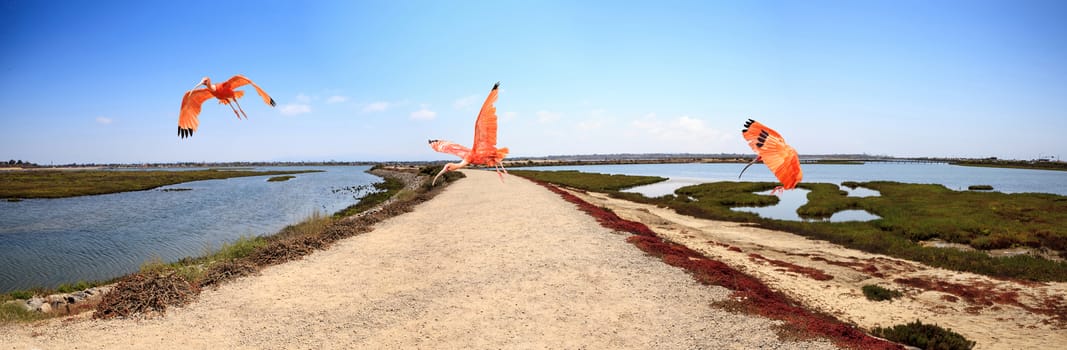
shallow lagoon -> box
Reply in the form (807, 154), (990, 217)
(515, 162), (1067, 221)
(0, 166), (378, 292)
(515, 162), (1067, 196)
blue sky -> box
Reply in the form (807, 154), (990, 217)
(2, 0), (1065, 164)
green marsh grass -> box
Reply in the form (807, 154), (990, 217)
(333, 177), (406, 218)
(514, 171), (1067, 282)
(0, 302), (47, 323)
(0, 169), (322, 199)
(509, 170), (666, 192)
(266, 175), (296, 182)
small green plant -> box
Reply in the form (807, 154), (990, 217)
(872, 320), (975, 350)
(139, 256), (173, 275)
(56, 280), (95, 293)
(7, 290), (33, 300)
(1, 302), (47, 323)
(968, 185), (994, 191)
(212, 235), (269, 261)
(862, 284), (903, 301)
(266, 175), (296, 182)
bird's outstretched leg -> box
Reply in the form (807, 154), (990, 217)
(494, 162), (508, 183)
(232, 98), (250, 119)
(225, 100), (243, 119)
(771, 186), (786, 195)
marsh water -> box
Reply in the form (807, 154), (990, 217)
(0, 166), (379, 293)
(515, 162), (1067, 222)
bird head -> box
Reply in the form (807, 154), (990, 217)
(191, 77), (211, 91)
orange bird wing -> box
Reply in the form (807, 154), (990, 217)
(178, 89), (215, 138)
(221, 75), (276, 107)
(429, 139), (471, 159)
(469, 82), (506, 164)
(742, 119), (784, 154)
(742, 119), (803, 189)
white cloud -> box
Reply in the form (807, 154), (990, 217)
(326, 95), (349, 104)
(631, 113), (730, 148)
(95, 117), (113, 125)
(295, 93), (312, 104)
(536, 110), (561, 123)
(410, 106), (437, 120)
(279, 103), (311, 116)
(453, 94), (479, 110)
(363, 101), (390, 112)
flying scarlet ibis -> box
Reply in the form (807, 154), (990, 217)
(177, 75), (276, 138)
(428, 82), (509, 185)
(739, 119), (802, 193)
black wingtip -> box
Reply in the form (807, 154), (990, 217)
(428, 139), (438, 144)
(492, 82), (500, 90)
(178, 127), (194, 139)
(269, 98), (276, 107)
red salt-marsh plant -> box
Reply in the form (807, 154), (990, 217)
(518, 177), (902, 350)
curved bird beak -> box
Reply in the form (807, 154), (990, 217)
(738, 156), (761, 180)
(192, 78), (207, 90)
(185, 79), (206, 98)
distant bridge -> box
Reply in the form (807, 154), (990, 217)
(800, 158), (949, 164)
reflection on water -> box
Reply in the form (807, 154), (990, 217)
(622, 178), (706, 198)
(0, 166), (378, 293)
(731, 189), (813, 221)
(842, 186), (880, 197)
(730, 189), (881, 222)
(829, 210), (881, 221)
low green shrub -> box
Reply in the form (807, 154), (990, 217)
(872, 320), (975, 350)
(266, 175), (295, 182)
(862, 284), (903, 301)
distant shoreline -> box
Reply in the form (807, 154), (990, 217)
(3, 155), (1064, 173)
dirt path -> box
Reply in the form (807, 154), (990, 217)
(569, 189), (1067, 350)
(0, 170), (836, 349)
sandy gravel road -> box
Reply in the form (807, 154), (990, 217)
(1, 170), (836, 349)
